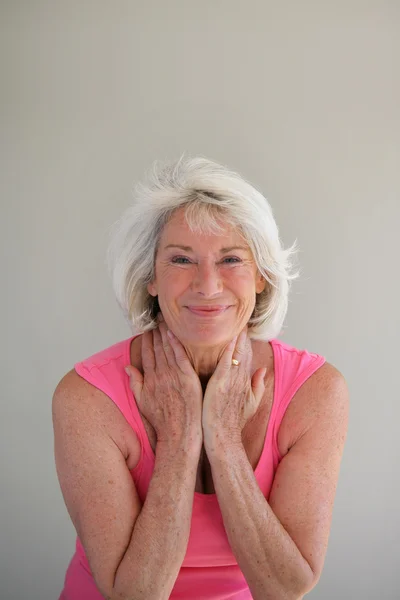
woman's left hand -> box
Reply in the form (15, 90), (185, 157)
(202, 327), (267, 449)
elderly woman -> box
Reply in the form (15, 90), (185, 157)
(53, 157), (349, 600)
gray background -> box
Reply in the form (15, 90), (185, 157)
(1, 1), (399, 599)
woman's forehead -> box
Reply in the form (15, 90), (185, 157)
(160, 208), (248, 249)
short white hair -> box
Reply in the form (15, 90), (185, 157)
(106, 155), (300, 341)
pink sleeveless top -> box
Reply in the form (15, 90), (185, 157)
(59, 335), (326, 600)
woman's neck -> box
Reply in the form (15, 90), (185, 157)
(181, 341), (231, 392)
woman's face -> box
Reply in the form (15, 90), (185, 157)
(148, 208), (266, 347)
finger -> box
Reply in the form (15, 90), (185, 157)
(216, 335), (238, 373)
(124, 365), (144, 403)
(166, 329), (194, 375)
(141, 330), (155, 372)
(157, 321), (177, 368)
(152, 327), (168, 370)
(233, 327), (252, 370)
(251, 367), (267, 406)
(233, 328), (248, 360)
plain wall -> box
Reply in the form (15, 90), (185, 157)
(1, 1), (399, 598)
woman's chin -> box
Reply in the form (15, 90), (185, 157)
(180, 325), (235, 347)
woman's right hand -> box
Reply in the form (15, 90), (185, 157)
(125, 317), (203, 448)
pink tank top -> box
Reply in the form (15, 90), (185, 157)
(59, 335), (326, 600)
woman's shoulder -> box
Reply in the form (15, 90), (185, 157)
(274, 338), (348, 453)
(251, 336), (327, 379)
(53, 335), (141, 461)
(53, 367), (139, 455)
(271, 338), (346, 393)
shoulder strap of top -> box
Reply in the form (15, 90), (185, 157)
(271, 339), (326, 461)
(73, 336), (146, 454)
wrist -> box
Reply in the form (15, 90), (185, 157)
(203, 426), (242, 456)
(157, 428), (202, 456)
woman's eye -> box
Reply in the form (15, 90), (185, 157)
(171, 256), (191, 264)
(222, 257), (241, 264)
(170, 256), (242, 264)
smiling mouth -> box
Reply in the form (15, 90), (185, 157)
(186, 306), (231, 316)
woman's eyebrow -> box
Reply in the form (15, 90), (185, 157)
(164, 244), (249, 253)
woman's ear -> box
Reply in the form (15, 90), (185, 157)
(255, 274), (266, 294)
(147, 281), (158, 297)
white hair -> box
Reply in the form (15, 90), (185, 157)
(106, 155), (300, 341)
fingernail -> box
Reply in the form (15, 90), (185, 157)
(124, 366), (130, 376)
(167, 329), (174, 339)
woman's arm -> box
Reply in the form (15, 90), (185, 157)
(204, 362), (349, 600)
(53, 370), (201, 600)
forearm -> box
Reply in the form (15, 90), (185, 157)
(113, 434), (201, 600)
(206, 439), (314, 600)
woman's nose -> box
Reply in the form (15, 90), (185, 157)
(191, 263), (223, 296)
